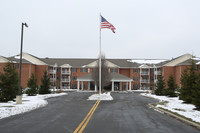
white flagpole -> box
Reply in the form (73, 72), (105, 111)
(99, 13), (102, 94)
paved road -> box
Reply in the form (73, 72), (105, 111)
(0, 92), (199, 133)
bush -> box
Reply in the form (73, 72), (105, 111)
(0, 63), (18, 102)
(39, 71), (51, 94)
(27, 74), (38, 96)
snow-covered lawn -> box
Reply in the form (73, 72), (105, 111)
(141, 93), (200, 123)
(0, 93), (67, 119)
(88, 92), (113, 101)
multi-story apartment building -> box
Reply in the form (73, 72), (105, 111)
(0, 53), (199, 91)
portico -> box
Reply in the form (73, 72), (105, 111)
(77, 72), (133, 91)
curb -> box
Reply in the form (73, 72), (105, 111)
(148, 104), (200, 130)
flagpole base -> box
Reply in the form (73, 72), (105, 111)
(16, 95), (22, 104)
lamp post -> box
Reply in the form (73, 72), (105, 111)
(16, 23), (28, 104)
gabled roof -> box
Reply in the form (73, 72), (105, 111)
(164, 54), (193, 67)
(22, 53), (46, 65)
(0, 56), (9, 63)
(86, 60), (119, 68)
(60, 64), (72, 68)
(77, 72), (132, 82)
(41, 58), (96, 68)
(139, 64), (151, 68)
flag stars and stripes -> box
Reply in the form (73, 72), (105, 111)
(101, 16), (116, 33)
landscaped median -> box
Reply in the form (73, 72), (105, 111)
(141, 93), (200, 130)
(0, 93), (67, 119)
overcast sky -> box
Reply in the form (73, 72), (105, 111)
(0, 0), (200, 59)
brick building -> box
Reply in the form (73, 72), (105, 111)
(0, 52), (199, 91)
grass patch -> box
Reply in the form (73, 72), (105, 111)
(22, 100), (30, 102)
(173, 108), (186, 112)
(158, 101), (168, 106)
(158, 107), (200, 125)
(1, 106), (15, 107)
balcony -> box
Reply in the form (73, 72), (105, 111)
(62, 86), (70, 89)
(140, 72), (149, 75)
(49, 70), (56, 74)
(62, 71), (71, 75)
(155, 71), (161, 75)
(140, 79), (150, 83)
(50, 78), (56, 82)
(62, 78), (70, 82)
(140, 87), (150, 90)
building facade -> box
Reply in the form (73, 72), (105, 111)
(0, 53), (199, 91)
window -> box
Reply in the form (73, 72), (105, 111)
(134, 69), (138, 73)
(14, 64), (19, 69)
(57, 76), (60, 80)
(134, 84), (139, 89)
(81, 68), (88, 72)
(111, 68), (117, 72)
(72, 76), (77, 80)
(134, 77), (138, 81)
(72, 84), (77, 89)
(57, 68), (60, 72)
(72, 68), (77, 72)
(151, 69), (154, 73)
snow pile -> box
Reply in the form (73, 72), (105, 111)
(0, 93), (67, 119)
(127, 59), (167, 64)
(141, 93), (200, 123)
(88, 92), (113, 101)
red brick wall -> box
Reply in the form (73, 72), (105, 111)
(119, 68), (130, 77)
(35, 65), (48, 85)
(0, 63), (7, 74)
(163, 66), (175, 87)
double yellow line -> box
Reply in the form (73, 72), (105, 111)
(73, 100), (100, 133)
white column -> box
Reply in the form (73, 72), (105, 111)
(95, 82), (97, 92)
(129, 81), (131, 91)
(112, 81), (114, 91)
(77, 80), (80, 91)
(126, 82), (128, 91)
(88, 82), (90, 90)
(81, 81), (84, 91)
(120, 82), (122, 91)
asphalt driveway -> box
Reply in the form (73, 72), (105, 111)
(0, 92), (199, 133)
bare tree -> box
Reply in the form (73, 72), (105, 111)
(92, 54), (111, 91)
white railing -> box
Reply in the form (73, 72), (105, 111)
(50, 70), (56, 74)
(62, 71), (70, 75)
(62, 78), (70, 82)
(155, 71), (161, 75)
(140, 79), (150, 83)
(50, 78), (56, 82)
(140, 87), (150, 90)
(140, 72), (149, 75)
(62, 86), (70, 89)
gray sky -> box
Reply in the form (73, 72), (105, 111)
(0, 0), (200, 59)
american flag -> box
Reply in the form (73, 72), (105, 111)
(101, 16), (116, 33)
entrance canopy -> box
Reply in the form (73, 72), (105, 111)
(77, 72), (132, 82)
(77, 72), (133, 91)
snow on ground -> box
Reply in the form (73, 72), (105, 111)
(50, 89), (77, 92)
(141, 93), (200, 123)
(0, 93), (67, 119)
(88, 92), (113, 101)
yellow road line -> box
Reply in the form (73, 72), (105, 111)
(73, 100), (100, 133)
(78, 100), (100, 133)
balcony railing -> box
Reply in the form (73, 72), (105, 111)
(140, 79), (150, 83)
(50, 78), (56, 82)
(50, 70), (56, 74)
(62, 71), (70, 75)
(140, 72), (149, 75)
(154, 71), (161, 75)
(140, 87), (150, 90)
(62, 78), (70, 82)
(62, 86), (70, 89)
